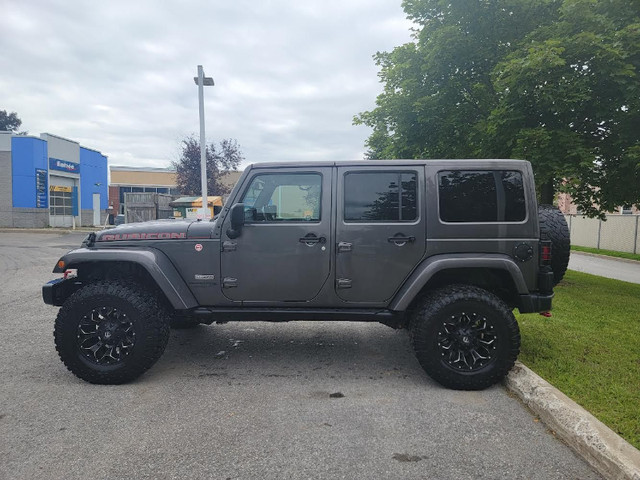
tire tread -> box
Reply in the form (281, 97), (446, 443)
(538, 204), (571, 285)
(54, 281), (170, 384)
(410, 284), (520, 390)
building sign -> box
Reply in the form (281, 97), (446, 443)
(49, 157), (80, 174)
(50, 185), (73, 192)
(35, 169), (48, 208)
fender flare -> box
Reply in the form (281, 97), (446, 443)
(389, 253), (529, 311)
(54, 248), (198, 310)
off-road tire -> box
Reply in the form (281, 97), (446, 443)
(538, 204), (570, 285)
(54, 281), (170, 384)
(410, 285), (520, 390)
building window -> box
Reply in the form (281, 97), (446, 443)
(119, 187), (132, 205)
(344, 171), (418, 222)
(49, 188), (73, 216)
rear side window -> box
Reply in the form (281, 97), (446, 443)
(438, 170), (526, 222)
(344, 171), (417, 222)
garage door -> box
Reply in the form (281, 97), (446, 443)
(49, 176), (76, 227)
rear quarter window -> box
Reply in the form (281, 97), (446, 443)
(438, 170), (526, 223)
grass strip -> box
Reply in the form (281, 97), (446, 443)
(571, 245), (640, 262)
(516, 270), (640, 450)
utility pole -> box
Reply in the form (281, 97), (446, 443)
(193, 65), (214, 219)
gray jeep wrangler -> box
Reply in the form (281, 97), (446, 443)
(43, 160), (570, 389)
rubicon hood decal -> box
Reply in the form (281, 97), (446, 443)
(99, 232), (186, 241)
(94, 219), (194, 242)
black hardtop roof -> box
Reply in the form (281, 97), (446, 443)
(247, 159), (530, 169)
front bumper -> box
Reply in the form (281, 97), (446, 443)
(517, 292), (554, 313)
(42, 278), (75, 306)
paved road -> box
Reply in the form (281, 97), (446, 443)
(0, 232), (599, 479)
(569, 251), (640, 284)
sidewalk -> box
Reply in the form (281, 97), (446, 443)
(568, 251), (640, 284)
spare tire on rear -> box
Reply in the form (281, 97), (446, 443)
(538, 205), (570, 285)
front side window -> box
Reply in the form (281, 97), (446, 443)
(241, 173), (322, 222)
(344, 171), (418, 222)
(438, 170), (526, 222)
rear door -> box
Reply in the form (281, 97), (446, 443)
(220, 167), (332, 302)
(336, 166), (425, 303)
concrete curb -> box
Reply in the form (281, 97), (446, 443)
(505, 362), (640, 479)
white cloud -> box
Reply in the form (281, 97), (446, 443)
(0, 0), (414, 169)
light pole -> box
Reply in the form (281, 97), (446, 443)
(193, 65), (214, 219)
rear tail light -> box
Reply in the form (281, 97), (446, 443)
(540, 241), (552, 265)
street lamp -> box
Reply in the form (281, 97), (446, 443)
(193, 65), (215, 219)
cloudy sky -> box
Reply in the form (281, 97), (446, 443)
(1, 1), (414, 169)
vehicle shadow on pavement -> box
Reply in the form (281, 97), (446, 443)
(155, 321), (435, 387)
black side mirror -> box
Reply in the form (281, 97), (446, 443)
(226, 203), (245, 239)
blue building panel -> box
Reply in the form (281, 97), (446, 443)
(12, 137), (48, 208)
(80, 148), (109, 210)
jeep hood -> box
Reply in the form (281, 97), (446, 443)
(94, 218), (216, 243)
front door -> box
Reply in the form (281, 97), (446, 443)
(335, 166), (426, 303)
(220, 168), (332, 302)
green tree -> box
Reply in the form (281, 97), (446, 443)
(0, 110), (24, 133)
(485, 0), (640, 216)
(355, 0), (559, 159)
(355, 0), (640, 217)
(171, 136), (243, 196)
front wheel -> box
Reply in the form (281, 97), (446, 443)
(54, 281), (170, 384)
(410, 285), (520, 390)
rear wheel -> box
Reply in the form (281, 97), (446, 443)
(410, 285), (520, 390)
(54, 281), (170, 384)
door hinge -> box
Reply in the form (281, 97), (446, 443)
(337, 242), (352, 253)
(222, 277), (239, 288)
(336, 278), (352, 289)
(222, 241), (237, 252)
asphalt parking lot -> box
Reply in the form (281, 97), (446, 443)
(0, 231), (600, 479)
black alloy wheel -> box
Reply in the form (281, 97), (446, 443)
(437, 311), (497, 371)
(77, 306), (136, 365)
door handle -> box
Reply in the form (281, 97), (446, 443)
(222, 241), (237, 252)
(388, 234), (415, 246)
(337, 241), (352, 253)
(222, 277), (238, 288)
(299, 234), (326, 246)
